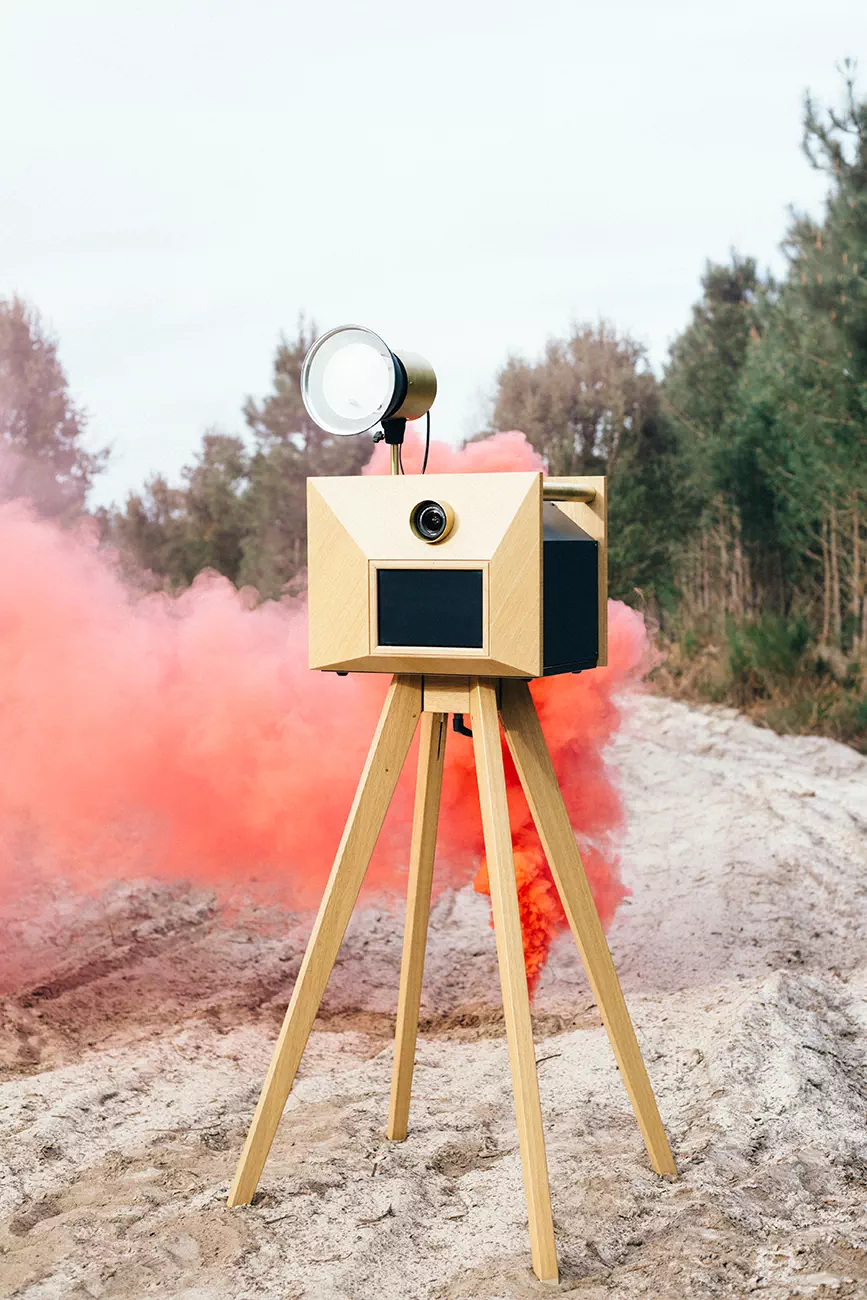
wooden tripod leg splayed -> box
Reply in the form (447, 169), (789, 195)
(226, 675), (422, 1208)
(228, 674), (677, 1283)
(387, 709), (447, 1143)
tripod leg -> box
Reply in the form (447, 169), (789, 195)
(470, 679), (559, 1284)
(228, 674), (423, 1208)
(498, 678), (677, 1178)
(387, 711), (447, 1141)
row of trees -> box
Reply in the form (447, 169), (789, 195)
(490, 321), (689, 610)
(494, 67), (867, 661)
(2, 71), (865, 672)
(662, 68), (867, 658)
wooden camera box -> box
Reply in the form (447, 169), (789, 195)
(307, 471), (607, 679)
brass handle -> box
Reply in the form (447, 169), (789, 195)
(542, 480), (597, 503)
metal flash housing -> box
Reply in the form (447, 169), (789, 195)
(300, 324), (437, 436)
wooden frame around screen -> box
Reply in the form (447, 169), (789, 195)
(367, 560), (491, 661)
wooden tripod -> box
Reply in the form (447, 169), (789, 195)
(227, 674), (677, 1283)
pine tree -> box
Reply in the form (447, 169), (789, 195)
(731, 63), (867, 645)
(0, 296), (106, 516)
(662, 253), (765, 491)
(607, 406), (693, 613)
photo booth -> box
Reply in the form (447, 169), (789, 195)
(228, 327), (677, 1283)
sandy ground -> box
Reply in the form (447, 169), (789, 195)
(2, 694), (867, 1299)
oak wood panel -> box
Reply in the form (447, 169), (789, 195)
(550, 475), (608, 667)
(307, 481), (370, 671)
(490, 475), (543, 677)
(310, 471), (541, 562)
(423, 676), (471, 713)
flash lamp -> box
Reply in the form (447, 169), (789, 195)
(300, 324), (437, 437)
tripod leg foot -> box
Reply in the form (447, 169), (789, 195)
(470, 679), (559, 1284)
(388, 712), (447, 1141)
(228, 675), (423, 1208)
(498, 679), (677, 1179)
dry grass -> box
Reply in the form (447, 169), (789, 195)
(650, 621), (867, 754)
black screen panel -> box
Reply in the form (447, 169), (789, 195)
(377, 568), (484, 649)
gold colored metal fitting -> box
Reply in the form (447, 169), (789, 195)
(390, 350), (438, 421)
(409, 498), (455, 544)
(542, 480), (597, 503)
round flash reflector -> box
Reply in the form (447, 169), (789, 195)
(301, 324), (437, 436)
(301, 326), (398, 436)
(322, 343), (393, 423)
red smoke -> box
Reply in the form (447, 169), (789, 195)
(0, 430), (651, 994)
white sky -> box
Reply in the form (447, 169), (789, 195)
(2, 0), (865, 507)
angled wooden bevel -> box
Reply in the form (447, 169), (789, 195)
(307, 473), (543, 677)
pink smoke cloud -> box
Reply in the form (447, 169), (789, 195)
(0, 431), (650, 994)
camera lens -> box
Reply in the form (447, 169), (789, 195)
(410, 499), (454, 544)
(417, 504), (446, 539)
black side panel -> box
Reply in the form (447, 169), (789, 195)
(377, 568), (484, 648)
(542, 538), (599, 675)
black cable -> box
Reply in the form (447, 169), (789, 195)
(398, 442), (405, 474)
(421, 409), (431, 474)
